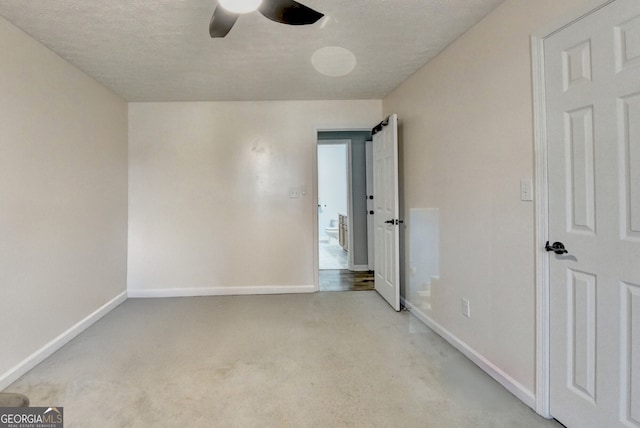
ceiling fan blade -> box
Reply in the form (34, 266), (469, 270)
(209, 5), (239, 38)
(258, 0), (324, 25)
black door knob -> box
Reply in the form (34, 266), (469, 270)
(545, 241), (568, 255)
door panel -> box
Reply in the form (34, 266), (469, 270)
(566, 106), (596, 234)
(621, 281), (640, 425)
(567, 269), (597, 404)
(545, 1), (640, 427)
(620, 93), (640, 239)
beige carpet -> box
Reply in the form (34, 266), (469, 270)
(5, 292), (561, 427)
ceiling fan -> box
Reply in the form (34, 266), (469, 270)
(209, 0), (324, 38)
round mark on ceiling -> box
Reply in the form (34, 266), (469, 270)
(311, 46), (357, 77)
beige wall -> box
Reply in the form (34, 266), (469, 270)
(0, 17), (128, 383)
(383, 0), (592, 396)
(0, 0), (600, 408)
(128, 100), (381, 295)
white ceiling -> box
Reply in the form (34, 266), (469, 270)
(0, 0), (505, 102)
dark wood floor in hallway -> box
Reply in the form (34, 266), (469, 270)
(319, 269), (374, 292)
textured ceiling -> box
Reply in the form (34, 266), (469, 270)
(0, 0), (505, 102)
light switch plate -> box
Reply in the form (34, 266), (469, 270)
(520, 178), (533, 201)
(462, 298), (471, 318)
(289, 187), (300, 198)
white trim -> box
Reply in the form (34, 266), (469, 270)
(128, 285), (316, 298)
(531, 0), (613, 419)
(531, 0), (616, 40)
(0, 291), (127, 390)
(531, 32), (552, 419)
(346, 140), (355, 271)
(313, 128), (369, 289)
(312, 134), (320, 292)
(401, 297), (536, 410)
(350, 264), (370, 272)
(316, 127), (371, 133)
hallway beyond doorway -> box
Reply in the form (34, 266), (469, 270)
(319, 269), (374, 292)
(319, 241), (348, 269)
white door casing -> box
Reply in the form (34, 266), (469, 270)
(373, 114), (400, 311)
(538, 1), (640, 426)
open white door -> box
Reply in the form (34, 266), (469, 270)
(543, 1), (640, 426)
(372, 114), (400, 311)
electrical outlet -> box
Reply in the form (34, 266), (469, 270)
(289, 187), (300, 199)
(461, 298), (471, 318)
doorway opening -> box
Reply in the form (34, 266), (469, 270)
(317, 141), (349, 270)
(317, 131), (374, 292)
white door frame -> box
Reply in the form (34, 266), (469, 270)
(313, 128), (372, 290)
(531, 0), (616, 418)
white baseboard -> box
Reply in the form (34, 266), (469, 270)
(350, 265), (371, 272)
(0, 290), (127, 390)
(128, 284), (317, 298)
(401, 296), (536, 410)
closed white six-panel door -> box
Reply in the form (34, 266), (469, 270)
(545, 1), (640, 427)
